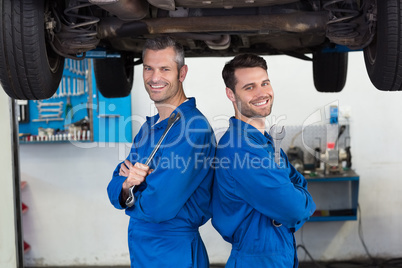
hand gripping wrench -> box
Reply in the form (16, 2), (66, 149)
(269, 125), (286, 165)
(125, 112), (181, 207)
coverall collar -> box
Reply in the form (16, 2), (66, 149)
(229, 117), (274, 146)
(146, 97), (196, 129)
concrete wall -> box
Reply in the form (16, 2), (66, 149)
(19, 52), (402, 265)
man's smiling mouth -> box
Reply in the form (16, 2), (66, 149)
(150, 84), (165, 89)
(252, 99), (269, 107)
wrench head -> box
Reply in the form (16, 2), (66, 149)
(269, 124), (286, 140)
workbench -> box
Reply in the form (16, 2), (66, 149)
(306, 170), (359, 221)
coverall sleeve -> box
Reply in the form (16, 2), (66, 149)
(131, 130), (215, 223)
(107, 162), (129, 210)
(227, 143), (315, 230)
(107, 127), (144, 210)
(285, 152), (308, 189)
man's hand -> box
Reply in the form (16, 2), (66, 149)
(119, 160), (133, 177)
(124, 162), (151, 189)
(121, 162), (153, 202)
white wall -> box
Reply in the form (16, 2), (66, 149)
(19, 52), (402, 266)
(0, 90), (18, 267)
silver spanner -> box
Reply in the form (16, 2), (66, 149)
(39, 108), (63, 113)
(125, 112), (181, 207)
(269, 125), (286, 165)
(37, 101), (63, 109)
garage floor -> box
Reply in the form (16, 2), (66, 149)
(25, 260), (402, 268)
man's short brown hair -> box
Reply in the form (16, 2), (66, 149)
(222, 54), (268, 92)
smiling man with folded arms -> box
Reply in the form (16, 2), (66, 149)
(212, 53), (316, 267)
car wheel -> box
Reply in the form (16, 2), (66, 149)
(313, 51), (348, 93)
(0, 0), (65, 100)
(364, 0), (402, 91)
(94, 56), (134, 98)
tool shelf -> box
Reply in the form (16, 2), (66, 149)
(18, 59), (133, 143)
(306, 170), (359, 221)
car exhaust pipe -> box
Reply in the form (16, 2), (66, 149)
(98, 11), (329, 39)
(89, 0), (149, 21)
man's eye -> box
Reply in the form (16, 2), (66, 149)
(245, 86), (253, 90)
(262, 81), (270, 87)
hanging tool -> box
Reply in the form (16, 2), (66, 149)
(72, 77), (77, 96)
(78, 78), (84, 95)
(64, 58), (69, 70)
(67, 77), (72, 96)
(125, 112), (181, 207)
(40, 108), (64, 113)
(36, 100), (64, 121)
(334, 125), (346, 148)
(65, 96), (73, 119)
(39, 113), (62, 119)
(269, 124), (286, 165)
(37, 101), (63, 108)
(58, 77), (65, 97)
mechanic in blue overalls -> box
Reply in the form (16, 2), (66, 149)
(107, 36), (215, 267)
(212, 54), (316, 267)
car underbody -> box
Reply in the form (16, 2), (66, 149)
(2, 0), (402, 100)
(50, 0), (375, 59)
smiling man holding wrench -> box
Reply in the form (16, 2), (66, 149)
(107, 36), (215, 267)
(212, 54), (316, 267)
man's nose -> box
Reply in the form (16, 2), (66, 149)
(256, 85), (272, 96)
(255, 85), (266, 95)
(151, 70), (161, 82)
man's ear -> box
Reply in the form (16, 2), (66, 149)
(226, 87), (236, 102)
(179, 65), (188, 82)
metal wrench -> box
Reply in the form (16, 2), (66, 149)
(58, 77), (64, 97)
(269, 124), (286, 165)
(39, 112), (62, 118)
(37, 101), (63, 108)
(73, 77), (77, 96)
(39, 108), (63, 113)
(125, 112), (182, 207)
(67, 77), (72, 96)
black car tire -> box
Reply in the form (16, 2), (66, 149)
(0, 0), (64, 100)
(313, 51), (348, 93)
(94, 56), (134, 98)
(364, 0), (402, 91)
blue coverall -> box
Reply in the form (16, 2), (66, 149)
(212, 117), (316, 267)
(107, 98), (216, 267)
